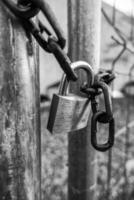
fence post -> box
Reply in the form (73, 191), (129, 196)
(0, 3), (41, 200)
(68, 1), (101, 200)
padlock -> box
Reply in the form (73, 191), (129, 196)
(47, 61), (94, 134)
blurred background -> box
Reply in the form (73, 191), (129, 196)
(40, 0), (134, 199)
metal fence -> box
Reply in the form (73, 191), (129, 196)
(97, 3), (134, 200)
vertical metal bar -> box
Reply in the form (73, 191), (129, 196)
(123, 97), (130, 200)
(112, 0), (116, 25)
(0, 3), (41, 200)
(68, 1), (101, 200)
(123, 69), (132, 200)
(107, 149), (112, 200)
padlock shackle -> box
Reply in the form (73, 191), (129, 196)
(59, 61), (94, 95)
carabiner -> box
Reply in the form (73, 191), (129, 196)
(91, 111), (115, 152)
(2, 0), (39, 19)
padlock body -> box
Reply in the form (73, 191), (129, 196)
(47, 94), (91, 134)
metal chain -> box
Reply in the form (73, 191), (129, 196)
(30, 0), (66, 48)
(81, 70), (115, 151)
(2, 0), (39, 18)
(1, 0), (77, 81)
(1, 0), (116, 152)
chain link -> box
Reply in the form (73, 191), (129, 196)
(81, 70), (115, 151)
(1, 0), (115, 151)
(2, 0), (39, 18)
(30, 0), (66, 48)
(1, 0), (77, 81)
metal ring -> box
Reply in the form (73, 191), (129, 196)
(91, 111), (115, 152)
(93, 81), (113, 121)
